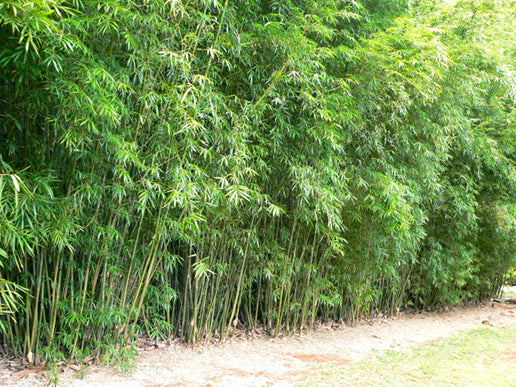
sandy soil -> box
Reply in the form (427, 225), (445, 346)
(2, 293), (516, 387)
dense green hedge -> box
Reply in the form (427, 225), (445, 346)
(1, 0), (515, 364)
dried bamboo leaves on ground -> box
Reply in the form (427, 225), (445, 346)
(2, 300), (516, 386)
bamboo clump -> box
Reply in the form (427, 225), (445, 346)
(0, 0), (515, 368)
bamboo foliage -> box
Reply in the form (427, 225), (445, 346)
(0, 0), (515, 365)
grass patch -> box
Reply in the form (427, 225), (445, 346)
(302, 325), (516, 386)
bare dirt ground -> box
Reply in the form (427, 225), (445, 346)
(2, 288), (516, 387)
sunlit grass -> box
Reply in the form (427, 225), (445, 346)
(302, 325), (516, 386)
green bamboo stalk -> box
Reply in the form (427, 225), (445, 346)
(48, 249), (63, 346)
(124, 204), (166, 340)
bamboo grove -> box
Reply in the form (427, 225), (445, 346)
(1, 0), (515, 365)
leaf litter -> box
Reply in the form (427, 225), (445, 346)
(2, 292), (516, 387)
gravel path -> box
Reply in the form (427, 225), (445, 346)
(2, 296), (516, 387)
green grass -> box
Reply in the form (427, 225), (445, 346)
(301, 325), (516, 386)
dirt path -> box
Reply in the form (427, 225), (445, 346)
(2, 298), (516, 387)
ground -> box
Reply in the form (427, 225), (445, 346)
(2, 288), (516, 386)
